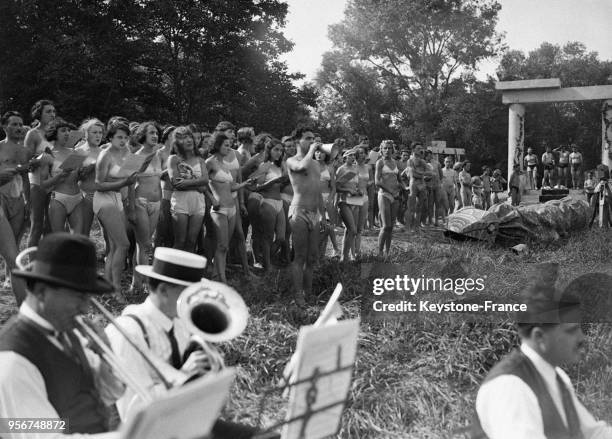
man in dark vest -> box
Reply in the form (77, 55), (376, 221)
(474, 263), (612, 438)
(0, 232), (125, 438)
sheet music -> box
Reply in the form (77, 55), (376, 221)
(67, 130), (84, 149)
(336, 170), (357, 184)
(117, 153), (150, 177)
(59, 153), (87, 170)
(282, 319), (359, 439)
(119, 368), (236, 439)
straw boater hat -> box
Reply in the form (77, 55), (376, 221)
(12, 233), (113, 294)
(136, 248), (207, 286)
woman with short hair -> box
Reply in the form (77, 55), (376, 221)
(167, 126), (210, 252)
(130, 121), (163, 292)
(251, 138), (287, 271)
(336, 148), (362, 262)
(375, 140), (400, 257)
(45, 119), (84, 233)
(94, 121), (139, 299)
(206, 133), (253, 282)
(24, 99), (56, 246)
(75, 118), (106, 236)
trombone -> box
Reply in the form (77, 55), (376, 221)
(16, 247), (249, 394)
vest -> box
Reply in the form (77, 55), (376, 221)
(471, 349), (572, 439)
(0, 316), (110, 434)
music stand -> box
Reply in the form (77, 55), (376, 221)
(255, 319), (360, 439)
(119, 368), (236, 439)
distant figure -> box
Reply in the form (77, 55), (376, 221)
(459, 161), (472, 207)
(509, 164), (522, 206)
(471, 176), (484, 210)
(584, 171), (596, 204)
(541, 144), (555, 188)
(554, 144), (570, 188)
(569, 144), (583, 189)
(490, 169), (507, 206)
(481, 166), (492, 210)
(523, 147), (538, 190)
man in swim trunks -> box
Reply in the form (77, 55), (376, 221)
(569, 144), (583, 190)
(554, 144), (570, 188)
(0, 111), (29, 304)
(286, 127), (322, 305)
(541, 143), (555, 188)
(523, 147), (538, 190)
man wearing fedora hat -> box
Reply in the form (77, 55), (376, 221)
(474, 263), (612, 439)
(106, 247), (261, 438)
(0, 232), (125, 438)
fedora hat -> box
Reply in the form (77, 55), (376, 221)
(516, 262), (581, 324)
(136, 248), (207, 286)
(12, 232), (113, 294)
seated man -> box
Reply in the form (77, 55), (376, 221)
(475, 263), (612, 439)
(106, 247), (264, 438)
(0, 232), (124, 438)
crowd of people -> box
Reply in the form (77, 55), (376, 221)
(2, 99), (517, 307)
(523, 142), (585, 190)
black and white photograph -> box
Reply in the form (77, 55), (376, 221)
(0, 0), (611, 438)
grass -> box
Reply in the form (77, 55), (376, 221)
(1, 226), (611, 438)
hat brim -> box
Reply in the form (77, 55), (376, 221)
(135, 265), (201, 286)
(12, 269), (113, 294)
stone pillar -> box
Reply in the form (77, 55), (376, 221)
(508, 104), (525, 187)
(602, 100), (612, 170)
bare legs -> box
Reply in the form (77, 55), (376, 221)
(339, 203), (358, 262)
(131, 199), (160, 290)
(96, 205), (129, 300)
(210, 211), (235, 283)
(378, 193), (398, 257)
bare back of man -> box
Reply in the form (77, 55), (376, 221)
(286, 129), (321, 303)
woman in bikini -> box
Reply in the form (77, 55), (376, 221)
(336, 148), (362, 262)
(24, 99), (56, 246)
(354, 146), (371, 258)
(315, 148), (339, 258)
(45, 119), (84, 233)
(167, 126), (210, 252)
(206, 133), (253, 283)
(375, 140), (400, 258)
(251, 138), (287, 271)
(94, 121), (138, 300)
(129, 121), (163, 292)
(75, 118), (105, 236)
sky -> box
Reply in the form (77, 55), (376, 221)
(280, 0), (612, 81)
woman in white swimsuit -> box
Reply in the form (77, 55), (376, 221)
(251, 139), (288, 271)
(375, 141), (400, 258)
(94, 121), (138, 301)
(206, 133), (253, 283)
(167, 126), (210, 252)
(130, 121), (163, 292)
(336, 148), (362, 262)
(24, 99), (56, 246)
(45, 119), (84, 233)
(315, 148), (339, 258)
(75, 118), (105, 236)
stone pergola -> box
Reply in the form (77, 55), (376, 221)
(495, 78), (612, 180)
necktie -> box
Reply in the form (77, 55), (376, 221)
(556, 373), (583, 439)
(167, 326), (182, 369)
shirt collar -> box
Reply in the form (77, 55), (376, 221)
(520, 342), (559, 387)
(19, 302), (57, 333)
(142, 296), (174, 332)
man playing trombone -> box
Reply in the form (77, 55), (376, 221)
(0, 233), (125, 438)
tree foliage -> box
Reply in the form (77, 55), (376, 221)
(0, 0), (306, 135)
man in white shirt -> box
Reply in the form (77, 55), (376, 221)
(0, 232), (124, 439)
(475, 263), (612, 439)
(106, 247), (260, 438)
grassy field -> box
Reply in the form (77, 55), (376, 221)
(1, 225), (612, 438)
